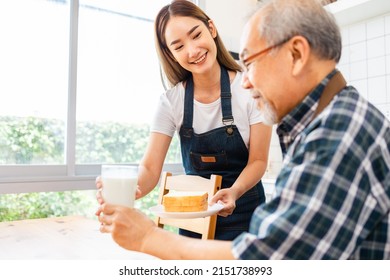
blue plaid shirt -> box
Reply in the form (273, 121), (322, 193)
(232, 70), (390, 259)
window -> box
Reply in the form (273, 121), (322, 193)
(76, 0), (171, 164)
(0, 0), (182, 195)
(0, 0), (69, 166)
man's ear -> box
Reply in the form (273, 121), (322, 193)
(208, 20), (218, 38)
(288, 36), (310, 76)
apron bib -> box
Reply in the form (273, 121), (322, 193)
(179, 66), (265, 240)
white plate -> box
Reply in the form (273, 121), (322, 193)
(149, 203), (224, 219)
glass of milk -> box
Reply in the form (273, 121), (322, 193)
(101, 165), (138, 208)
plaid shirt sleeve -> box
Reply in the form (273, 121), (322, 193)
(232, 87), (390, 259)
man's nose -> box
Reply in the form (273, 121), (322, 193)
(241, 72), (252, 89)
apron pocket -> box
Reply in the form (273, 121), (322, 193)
(190, 151), (228, 171)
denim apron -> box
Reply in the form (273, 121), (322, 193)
(179, 66), (265, 240)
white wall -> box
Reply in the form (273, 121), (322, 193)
(200, 0), (257, 53)
(337, 13), (390, 120)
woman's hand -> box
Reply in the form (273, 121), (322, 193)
(95, 176), (104, 205)
(96, 204), (156, 252)
(210, 188), (237, 217)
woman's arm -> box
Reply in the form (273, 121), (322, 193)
(137, 132), (172, 198)
(232, 122), (272, 197)
(212, 123), (272, 216)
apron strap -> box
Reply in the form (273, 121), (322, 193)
(182, 76), (194, 135)
(182, 65), (234, 131)
(220, 66), (234, 125)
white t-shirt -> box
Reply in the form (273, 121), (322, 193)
(150, 71), (263, 148)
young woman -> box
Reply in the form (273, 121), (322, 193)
(98, 0), (272, 241)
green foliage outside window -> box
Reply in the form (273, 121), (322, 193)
(0, 116), (181, 223)
(0, 116), (181, 164)
(0, 116), (63, 164)
(0, 190), (97, 222)
(0, 188), (161, 223)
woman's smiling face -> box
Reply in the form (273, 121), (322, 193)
(164, 16), (218, 74)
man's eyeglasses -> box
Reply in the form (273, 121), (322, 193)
(239, 38), (291, 72)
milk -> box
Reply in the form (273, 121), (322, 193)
(101, 165), (138, 208)
(102, 177), (137, 207)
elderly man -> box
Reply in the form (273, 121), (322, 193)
(97, 0), (390, 259)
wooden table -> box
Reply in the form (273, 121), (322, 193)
(0, 215), (157, 259)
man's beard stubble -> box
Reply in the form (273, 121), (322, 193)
(254, 93), (279, 126)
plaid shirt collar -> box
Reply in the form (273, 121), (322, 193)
(276, 69), (338, 155)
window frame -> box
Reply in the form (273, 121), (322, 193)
(0, 0), (183, 194)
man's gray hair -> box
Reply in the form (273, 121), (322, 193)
(254, 0), (342, 62)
